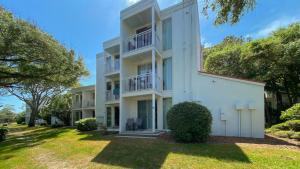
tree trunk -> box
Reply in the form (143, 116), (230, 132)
(28, 107), (38, 127)
(264, 96), (271, 127)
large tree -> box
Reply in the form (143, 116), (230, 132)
(0, 7), (87, 88)
(40, 93), (72, 126)
(202, 0), (256, 25)
(204, 23), (300, 125)
(1, 7), (88, 127)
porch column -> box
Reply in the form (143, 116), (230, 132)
(71, 111), (74, 126)
(152, 6), (156, 132)
(152, 94), (156, 132)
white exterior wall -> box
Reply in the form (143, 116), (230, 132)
(170, 0), (265, 138)
(96, 53), (106, 124)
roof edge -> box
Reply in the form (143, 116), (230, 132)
(199, 71), (265, 87)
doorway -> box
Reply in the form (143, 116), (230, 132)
(114, 107), (120, 127)
(137, 100), (157, 130)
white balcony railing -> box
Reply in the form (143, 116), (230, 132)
(123, 73), (162, 93)
(73, 102), (82, 109)
(106, 90), (120, 102)
(124, 29), (161, 53)
(83, 101), (95, 108)
(105, 59), (120, 74)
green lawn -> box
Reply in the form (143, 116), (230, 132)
(0, 124), (299, 169)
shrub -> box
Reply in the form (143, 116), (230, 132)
(273, 130), (294, 139)
(269, 120), (300, 132)
(0, 127), (8, 142)
(15, 112), (26, 124)
(167, 102), (212, 143)
(290, 132), (300, 140)
(270, 122), (289, 131)
(75, 118), (97, 131)
(285, 120), (300, 131)
(280, 103), (300, 121)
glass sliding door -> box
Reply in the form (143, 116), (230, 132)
(163, 98), (172, 129)
(137, 100), (152, 129)
(106, 107), (112, 127)
(137, 100), (157, 130)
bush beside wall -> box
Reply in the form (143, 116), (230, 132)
(167, 102), (212, 143)
(75, 118), (97, 131)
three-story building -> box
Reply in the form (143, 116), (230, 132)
(95, 0), (265, 138)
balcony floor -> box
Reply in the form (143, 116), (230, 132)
(122, 89), (162, 98)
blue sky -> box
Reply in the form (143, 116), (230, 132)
(0, 0), (300, 112)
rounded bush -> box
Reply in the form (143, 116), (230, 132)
(280, 103), (300, 121)
(75, 118), (97, 131)
(167, 102), (212, 143)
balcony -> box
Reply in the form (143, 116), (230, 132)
(123, 73), (162, 96)
(105, 60), (120, 75)
(123, 29), (161, 55)
(73, 102), (82, 109)
(106, 90), (120, 103)
(83, 101), (95, 108)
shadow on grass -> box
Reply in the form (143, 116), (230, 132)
(209, 135), (300, 147)
(0, 126), (70, 161)
(78, 131), (251, 169)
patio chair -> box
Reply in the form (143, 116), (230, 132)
(135, 118), (143, 130)
(126, 118), (135, 131)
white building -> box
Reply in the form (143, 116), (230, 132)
(71, 85), (96, 125)
(95, 0), (265, 138)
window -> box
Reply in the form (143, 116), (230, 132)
(163, 18), (172, 50)
(163, 98), (172, 129)
(163, 57), (172, 90)
(137, 63), (157, 75)
(106, 82), (112, 91)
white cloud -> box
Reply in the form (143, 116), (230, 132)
(201, 37), (212, 48)
(249, 17), (300, 38)
(124, 0), (181, 9)
(125, 0), (141, 6)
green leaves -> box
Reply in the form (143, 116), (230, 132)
(204, 23), (300, 105)
(0, 6), (88, 127)
(202, 0), (256, 25)
(0, 7), (88, 88)
(280, 103), (300, 121)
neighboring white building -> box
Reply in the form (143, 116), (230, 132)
(94, 0), (265, 138)
(71, 85), (96, 125)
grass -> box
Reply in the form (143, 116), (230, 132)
(0, 124), (299, 169)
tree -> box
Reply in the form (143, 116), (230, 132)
(0, 105), (16, 123)
(202, 0), (256, 25)
(204, 23), (300, 125)
(15, 111), (26, 124)
(204, 36), (245, 77)
(1, 7), (88, 127)
(0, 7), (87, 88)
(41, 93), (72, 125)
